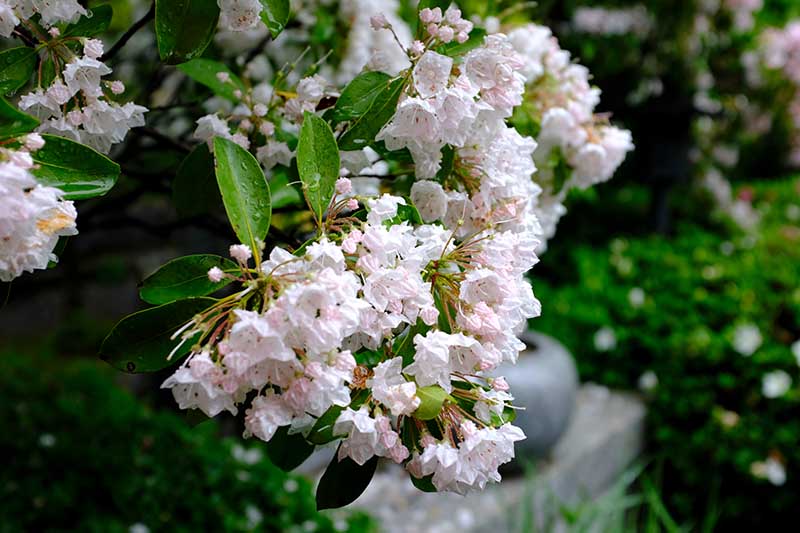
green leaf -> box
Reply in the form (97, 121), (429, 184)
(268, 165), (303, 209)
(0, 47), (36, 95)
(0, 97), (38, 140)
(436, 28), (487, 57)
(296, 111), (340, 224)
(259, 0), (290, 38)
(213, 136), (272, 255)
(332, 71), (392, 123)
(99, 297), (216, 373)
(411, 474), (437, 493)
(139, 254), (239, 305)
(156, 0), (220, 64)
(30, 135), (120, 200)
(178, 58), (246, 101)
(264, 426), (315, 471)
(63, 4), (113, 37)
(337, 77), (405, 151)
(308, 406), (344, 445)
(414, 385), (450, 420)
(384, 204), (422, 227)
(173, 143), (223, 217)
(435, 144), (455, 182)
(316, 452), (378, 510)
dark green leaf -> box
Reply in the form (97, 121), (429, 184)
(268, 165), (303, 209)
(213, 136), (272, 255)
(411, 474), (437, 492)
(140, 254), (239, 305)
(259, 0), (290, 38)
(296, 111), (340, 223)
(332, 71), (392, 123)
(99, 297), (215, 373)
(156, 0), (220, 64)
(435, 144), (455, 182)
(414, 385), (450, 420)
(0, 97), (38, 140)
(63, 4), (113, 37)
(436, 28), (487, 57)
(265, 426), (315, 471)
(178, 59), (246, 101)
(173, 143), (223, 217)
(0, 47), (36, 95)
(316, 452), (378, 510)
(337, 76), (405, 151)
(307, 406), (344, 445)
(30, 135), (120, 199)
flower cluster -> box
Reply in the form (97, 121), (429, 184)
(507, 24), (634, 243)
(18, 38), (146, 154)
(217, 0), (264, 32)
(572, 5), (653, 38)
(0, 0), (86, 37)
(0, 134), (77, 282)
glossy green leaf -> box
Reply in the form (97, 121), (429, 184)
(0, 97), (38, 140)
(265, 426), (315, 471)
(332, 71), (391, 123)
(259, 0), (290, 38)
(173, 143), (223, 217)
(31, 135), (120, 200)
(296, 111), (340, 224)
(414, 385), (450, 420)
(316, 452), (378, 510)
(99, 297), (216, 373)
(156, 0), (220, 64)
(178, 58), (246, 101)
(63, 4), (113, 37)
(268, 166), (303, 209)
(213, 136), (271, 255)
(139, 254), (239, 305)
(337, 77), (405, 151)
(411, 474), (437, 493)
(0, 47), (37, 95)
(307, 406), (344, 445)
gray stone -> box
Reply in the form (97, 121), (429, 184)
(344, 385), (646, 533)
(495, 331), (579, 458)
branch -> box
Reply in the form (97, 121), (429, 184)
(100, 2), (155, 63)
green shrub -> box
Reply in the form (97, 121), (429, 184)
(533, 178), (800, 527)
(0, 354), (374, 533)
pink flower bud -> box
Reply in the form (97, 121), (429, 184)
(370, 13), (390, 31)
(492, 377), (510, 391)
(456, 31), (469, 44)
(24, 133), (45, 151)
(409, 40), (425, 56)
(83, 39), (104, 59)
(426, 23), (439, 37)
(216, 71), (231, 83)
(207, 266), (225, 283)
(419, 8), (435, 24)
(230, 244), (252, 263)
(48, 27), (60, 38)
(110, 80), (125, 94)
(260, 121), (275, 136)
(346, 198), (359, 210)
(253, 103), (268, 117)
(335, 177), (352, 195)
(438, 25), (454, 43)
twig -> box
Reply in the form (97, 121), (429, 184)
(100, 2), (155, 62)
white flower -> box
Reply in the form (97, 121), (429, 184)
(243, 391), (293, 442)
(207, 266), (225, 282)
(368, 357), (420, 416)
(366, 194), (406, 225)
(63, 56), (112, 97)
(410, 180), (448, 222)
(230, 244), (252, 262)
(413, 51), (453, 99)
(594, 327), (617, 352)
(218, 0), (263, 31)
(792, 340), (800, 366)
(762, 370), (792, 398)
(0, 3), (20, 37)
(637, 370), (658, 392)
(628, 287), (646, 308)
(256, 140), (293, 169)
(751, 457), (787, 486)
(334, 407), (380, 465)
(733, 323), (762, 356)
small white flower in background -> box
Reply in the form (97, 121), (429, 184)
(762, 370), (792, 399)
(594, 327), (617, 352)
(231, 443), (262, 464)
(38, 433), (56, 448)
(637, 370), (658, 392)
(751, 457), (787, 486)
(216, 71), (231, 83)
(732, 323), (762, 356)
(628, 287), (645, 308)
(129, 523), (150, 533)
(786, 204), (800, 222)
(717, 409), (740, 429)
(791, 340), (800, 366)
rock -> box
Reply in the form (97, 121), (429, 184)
(495, 331), (579, 458)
